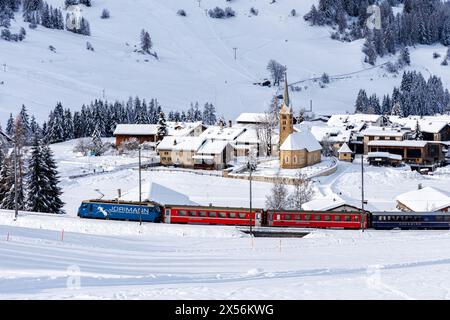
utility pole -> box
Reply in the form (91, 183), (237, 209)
(361, 153), (365, 232)
(249, 162), (253, 235)
(233, 47), (237, 60)
(138, 146), (142, 226)
(248, 148), (256, 235)
(197, 0), (201, 7)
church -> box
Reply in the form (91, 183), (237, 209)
(279, 73), (322, 169)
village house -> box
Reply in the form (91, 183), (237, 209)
(327, 114), (384, 127)
(361, 126), (408, 154)
(367, 140), (444, 170)
(193, 139), (234, 170)
(113, 121), (205, 147)
(279, 73), (322, 169)
(113, 124), (159, 146)
(395, 186), (450, 212)
(156, 136), (206, 168)
(390, 116), (450, 142)
(235, 113), (269, 126)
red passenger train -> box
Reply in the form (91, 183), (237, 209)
(163, 205), (367, 229)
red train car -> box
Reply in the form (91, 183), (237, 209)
(164, 205), (264, 226)
(267, 210), (368, 229)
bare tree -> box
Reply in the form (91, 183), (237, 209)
(321, 136), (335, 157)
(266, 60), (286, 87)
(256, 112), (277, 157)
(288, 172), (315, 209)
(265, 173), (289, 210)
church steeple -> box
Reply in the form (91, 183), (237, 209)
(279, 70), (294, 148)
(280, 71), (293, 114)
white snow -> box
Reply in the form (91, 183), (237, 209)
(4, 215), (450, 299)
(338, 143), (353, 154)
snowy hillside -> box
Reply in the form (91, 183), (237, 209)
(2, 0), (450, 123)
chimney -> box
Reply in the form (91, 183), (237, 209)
(228, 120), (232, 128)
(173, 139), (177, 146)
(418, 183), (423, 190)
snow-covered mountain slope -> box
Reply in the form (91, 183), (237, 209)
(1, 0), (450, 123)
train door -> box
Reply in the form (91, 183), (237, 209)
(164, 208), (171, 223)
(255, 211), (262, 227)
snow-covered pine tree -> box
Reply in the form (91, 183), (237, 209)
(391, 102), (403, 117)
(140, 29), (152, 53)
(412, 120), (423, 140)
(354, 89), (369, 113)
(40, 144), (65, 214)
(156, 111), (168, 141)
(46, 102), (65, 143)
(0, 155), (14, 210)
(6, 113), (14, 136)
(25, 137), (48, 212)
(202, 103), (217, 125)
(90, 125), (104, 156)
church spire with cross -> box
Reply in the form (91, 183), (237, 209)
(279, 69), (294, 147)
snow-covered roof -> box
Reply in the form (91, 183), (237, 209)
(395, 187), (450, 212)
(389, 117), (450, 134)
(235, 113), (268, 124)
(361, 127), (406, 137)
(156, 136), (205, 151)
(280, 130), (322, 152)
(368, 140), (429, 148)
(327, 114), (381, 127)
(113, 124), (158, 136)
(338, 143), (353, 153)
(234, 127), (259, 144)
(167, 121), (204, 137)
(368, 152), (402, 161)
(199, 126), (245, 141)
(302, 198), (347, 211)
(196, 139), (229, 155)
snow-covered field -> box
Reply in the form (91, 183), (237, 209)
(3, 212), (450, 299)
(2, 0), (450, 122)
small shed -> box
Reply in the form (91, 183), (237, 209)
(337, 143), (353, 162)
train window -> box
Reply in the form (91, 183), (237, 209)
(304, 214), (311, 221)
(178, 210), (187, 216)
(314, 215), (321, 221)
(208, 212), (216, 217)
(344, 216), (351, 221)
(199, 211), (207, 217)
(239, 213), (247, 219)
(89, 204), (93, 212)
(188, 211), (197, 216)
(354, 216), (359, 221)
(324, 216), (331, 221)
(218, 212), (227, 218)
(445, 216), (450, 222)
(334, 216), (341, 221)
(229, 213), (237, 218)
(284, 215), (292, 220)
(295, 215), (302, 221)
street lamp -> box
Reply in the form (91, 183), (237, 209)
(1, 131), (18, 221)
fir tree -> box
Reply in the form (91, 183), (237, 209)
(412, 120), (423, 140)
(40, 144), (65, 214)
(156, 111), (168, 141)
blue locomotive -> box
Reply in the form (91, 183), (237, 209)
(77, 200), (162, 222)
